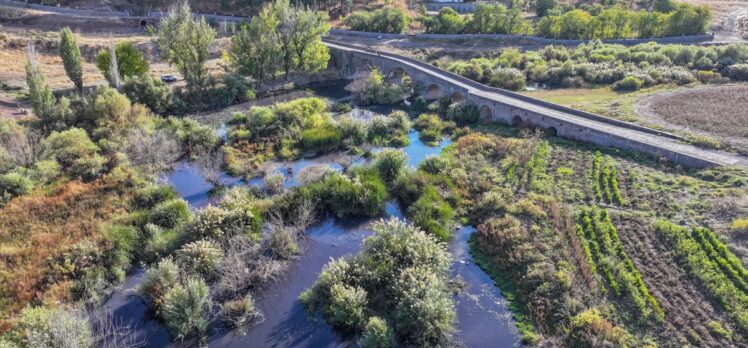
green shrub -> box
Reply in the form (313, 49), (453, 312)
(305, 171), (387, 218)
(488, 68), (526, 91)
(187, 204), (262, 242)
(724, 64), (748, 81)
(122, 75), (172, 114)
(219, 297), (259, 328)
(374, 149), (408, 183)
(301, 218), (453, 346)
(391, 266), (455, 346)
(613, 76), (644, 91)
(300, 123), (342, 152)
(445, 102), (480, 126)
(0, 172), (33, 203)
(162, 278), (212, 341)
(138, 258), (181, 312)
(408, 187), (454, 241)
(391, 170), (430, 206)
(69, 153), (107, 181)
(177, 240), (224, 277)
(30, 160), (60, 184)
(339, 116), (368, 146)
(95, 41), (150, 81)
(419, 155), (449, 175)
(15, 306), (93, 348)
(344, 8), (411, 33)
(565, 308), (631, 348)
(325, 283), (368, 331)
(134, 185), (179, 209)
(268, 226), (300, 259)
(360, 316), (393, 348)
(103, 224), (140, 282)
(41, 128), (100, 168)
(149, 199), (191, 229)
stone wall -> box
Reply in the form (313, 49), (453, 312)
(0, 0), (129, 16)
(327, 28), (715, 46)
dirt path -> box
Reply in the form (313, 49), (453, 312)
(684, 0), (748, 42)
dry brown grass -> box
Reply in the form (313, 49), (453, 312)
(0, 29), (228, 90)
(0, 179), (130, 327)
(642, 85), (748, 143)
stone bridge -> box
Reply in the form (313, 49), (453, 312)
(324, 38), (744, 169)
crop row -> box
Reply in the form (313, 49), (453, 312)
(656, 221), (748, 330)
(580, 209), (663, 321)
(590, 152), (625, 206)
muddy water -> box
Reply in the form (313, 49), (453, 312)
(103, 105), (520, 347)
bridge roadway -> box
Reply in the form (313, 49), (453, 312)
(323, 38), (746, 169)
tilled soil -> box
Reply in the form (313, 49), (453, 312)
(613, 215), (745, 347)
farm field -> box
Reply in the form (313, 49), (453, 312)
(1, 0), (748, 347)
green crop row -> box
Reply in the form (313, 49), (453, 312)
(599, 211), (664, 321)
(580, 209), (663, 321)
(610, 167), (625, 206)
(692, 227), (748, 293)
(590, 153), (625, 206)
(575, 224), (598, 279)
(592, 151), (603, 202)
(581, 210), (618, 294)
(656, 221), (748, 331)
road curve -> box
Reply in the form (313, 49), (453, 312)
(323, 39), (747, 169)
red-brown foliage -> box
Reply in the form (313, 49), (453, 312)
(0, 180), (129, 327)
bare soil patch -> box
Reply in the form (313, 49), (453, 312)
(638, 84), (748, 153)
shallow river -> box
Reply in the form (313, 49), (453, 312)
(102, 103), (521, 347)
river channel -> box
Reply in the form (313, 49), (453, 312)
(102, 84), (521, 347)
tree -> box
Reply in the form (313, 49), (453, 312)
(535, 0), (558, 17)
(95, 42), (150, 82)
(289, 7), (330, 73)
(155, 2), (216, 92)
(653, 0), (676, 13)
(230, 0), (330, 83)
(230, 5), (280, 87)
(59, 27), (83, 92)
(107, 41), (121, 89)
(25, 43), (58, 129)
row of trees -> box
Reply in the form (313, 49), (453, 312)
(344, 2), (710, 39)
(421, 5), (530, 35)
(536, 4), (711, 39)
(229, 0), (330, 87)
(343, 7), (411, 34)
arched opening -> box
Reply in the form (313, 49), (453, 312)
(450, 92), (465, 103)
(425, 84), (443, 100)
(387, 68), (406, 84)
(140, 20), (147, 27)
(353, 59), (375, 78)
(512, 115), (523, 127)
(479, 105), (492, 120)
(546, 127), (558, 137)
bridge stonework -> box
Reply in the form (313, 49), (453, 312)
(327, 41), (742, 169)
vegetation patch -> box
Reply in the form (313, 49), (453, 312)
(300, 218), (455, 347)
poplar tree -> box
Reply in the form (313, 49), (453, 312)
(155, 1), (216, 93)
(59, 27), (84, 92)
(25, 43), (59, 130)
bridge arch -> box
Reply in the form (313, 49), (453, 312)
(479, 105), (492, 120)
(387, 67), (408, 84)
(512, 115), (523, 127)
(450, 92), (466, 103)
(546, 127), (558, 137)
(353, 59), (375, 78)
(425, 84), (443, 100)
